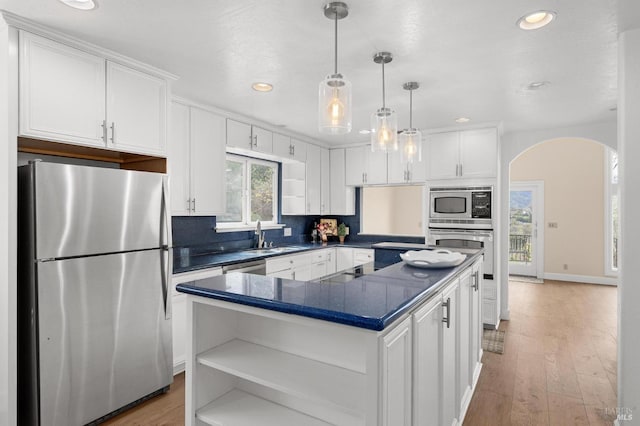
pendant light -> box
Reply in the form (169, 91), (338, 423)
(399, 82), (422, 163)
(371, 52), (397, 152)
(318, 2), (352, 135)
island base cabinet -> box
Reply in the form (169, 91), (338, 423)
(183, 259), (484, 426)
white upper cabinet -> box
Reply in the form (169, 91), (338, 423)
(458, 128), (498, 178)
(272, 132), (292, 158)
(290, 138), (307, 162)
(320, 147), (331, 215)
(427, 128), (498, 180)
(387, 139), (428, 184)
(106, 62), (167, 155)
(345, 146), (388, 186)
(169, 102), (226, 216)
(19, 31), (106, 148)
(329, 148), (355, 215)
(226, 119), (273, 154)
(169, 102), (191, 215)
(226, 119), (253, 150)
(273, 134), (307, 162)
(305, 144), (321, 215)
(426, 132), (460, 180)
(19, 31), (169, 156)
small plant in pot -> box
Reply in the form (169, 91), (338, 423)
(337, 223), (347, 243)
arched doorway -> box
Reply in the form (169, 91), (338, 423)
(508, 137), (618, 284)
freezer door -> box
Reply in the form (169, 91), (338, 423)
(31, 162), (167, 259)
(36, 249), (172, 426)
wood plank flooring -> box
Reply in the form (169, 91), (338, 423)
(102, 279), (617, 425)
(463, 279), (618, 426)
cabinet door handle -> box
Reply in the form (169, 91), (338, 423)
(186, 199), (191, 212)
(407, 170), (411, 182)
(473, 271), (480, 291)
(442, 297), (451, 328)
(191, 198), (196, 212)
(248, 135), (253, 148)
(101, 120), (107, 143)
(110, 122), (115, 144)
(253, 135), (258, 148)
(460, 163), (463, 176)
(455, 164), (459, 176)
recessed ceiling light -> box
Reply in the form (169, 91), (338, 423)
(455, 117), (471, 123)
(359, 129), (371, 135)
(252, 82), (273, 92)
(58, 0), (96, 10)
(526, 81), (551, 90)
(517, 10), (556, 30)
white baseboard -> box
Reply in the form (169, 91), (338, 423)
(543, 272), (617, 286)
(173, 360), (185, 376)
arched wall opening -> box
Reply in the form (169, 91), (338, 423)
(507, 137), (617, 284)
(498, 121), (617, 322)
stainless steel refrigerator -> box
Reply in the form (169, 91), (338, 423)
(18, 161), (173, 426)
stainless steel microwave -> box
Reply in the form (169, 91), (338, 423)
(429, 186), (493, 229)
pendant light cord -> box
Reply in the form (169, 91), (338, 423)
(409, 88), (413, 128)
(334, 12), (338, 75)
(381, 61), (386, 109)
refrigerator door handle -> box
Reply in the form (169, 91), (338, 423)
(161, 176), (172, 319)
(161, 247), (172, 320)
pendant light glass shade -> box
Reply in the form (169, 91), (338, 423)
(319, 2), (352, 135)
(371, 52), (397, 152)
(399, 129), (422, 163)
(319, 74), (352, 134)
(371, 108), (398, 151)
(399, 81), (422, 163)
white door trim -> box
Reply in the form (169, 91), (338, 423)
(509, 181), (545, 279)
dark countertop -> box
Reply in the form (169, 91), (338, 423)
(176, 249), (483, 331)
(173, 241), (376, 274)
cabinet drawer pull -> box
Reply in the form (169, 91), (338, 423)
(110, 122), (115, 144)
(442, 297), (451, 328)
(472, 271), (479, 291)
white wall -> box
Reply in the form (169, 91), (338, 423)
(618, 27), (640, 424)
(0, 20), (18, 426)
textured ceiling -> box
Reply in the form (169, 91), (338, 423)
(0, 0), (630, 146)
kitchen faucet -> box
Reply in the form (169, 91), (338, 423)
(255, 220), (265, 248)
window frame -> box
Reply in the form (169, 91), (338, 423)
(218, 153), (279, 227)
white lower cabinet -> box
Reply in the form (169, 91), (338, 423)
(184, 259), (483, 426)
(441, 279), (459, 426)
(482, 278), (499, 328)
(171, 267), (222, 374)
(412, 293), (443, 426)
(381, 317), (412, 426)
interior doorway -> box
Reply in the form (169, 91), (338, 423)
(509, 181), (544, 278)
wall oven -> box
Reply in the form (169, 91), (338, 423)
(429, 186), (492, 229)
(427, 228), (494, 279)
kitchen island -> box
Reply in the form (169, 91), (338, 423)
(177, 250), (484, 425)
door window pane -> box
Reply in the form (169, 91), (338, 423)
(509, 190), (532, 263)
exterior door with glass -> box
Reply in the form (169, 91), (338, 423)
(509, 182), (544, 277)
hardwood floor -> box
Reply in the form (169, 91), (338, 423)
(464, 279), (618, 426)
(101, 372), (185, 426)
(102, 279), (617, 425)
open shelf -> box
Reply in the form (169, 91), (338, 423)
(197, 339), (366, 415)
(196, 389), (331, 426)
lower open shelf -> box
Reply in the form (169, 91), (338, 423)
(196, 389), (331, 426)
(197, 338), (365, 414)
